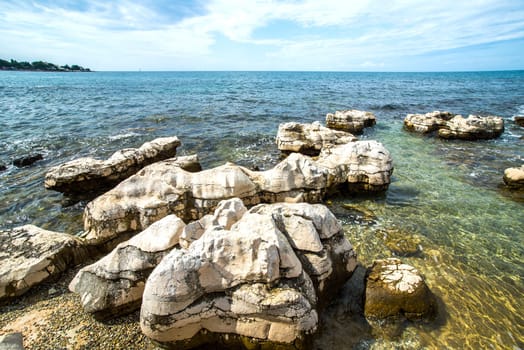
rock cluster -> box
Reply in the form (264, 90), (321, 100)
(404, 111), (504, 140)
(44, 137), (184, 195)
(503, 165), (524, 189)
(326, 110), (376, 134)
(276, 121), (357, 155)
(0, 225), (89, 300)
(140, 201), (357, 349)
(364, 258), (436, 320)
(83, 140), (393, 246)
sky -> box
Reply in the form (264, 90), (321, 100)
(1, 0), (524, 71)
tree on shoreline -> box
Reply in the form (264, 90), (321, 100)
(0, 58), (91, 72)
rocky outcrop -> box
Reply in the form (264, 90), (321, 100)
(404, 111), (504, 140)
(69, 198), (247, 319)
(403, 111), (454, 133)
(69, 215), (185, 319)
(276, 121), (357, 155)
(364, 258), (436, 320)
(13, 154), (43, 168)
(0, 225), (89, 300)
(503, 165), (524, 189)
(140, 202), (357, 349)
(438, 115), (504, 140)
(44, 137), (186, 195)
(83, 141), (392, 245)
(326, 110), (376, 134)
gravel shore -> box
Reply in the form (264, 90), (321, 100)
(0, 262), (158, 350)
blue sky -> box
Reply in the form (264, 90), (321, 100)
(1, 0), (523, 71)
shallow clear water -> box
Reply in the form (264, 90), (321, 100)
(0, 71), (522, 349)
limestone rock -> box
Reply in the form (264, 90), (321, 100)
(364, 258), (436, 320)
(514, 116), (524, 127)
(403, 111), (454, 133)
(0, 333), (25, 350)
(44, 137), (185, 195)
(438, 115), (504, 140)
(140, 202), (356, 349)
(276, 121), (357, 155)
(83, 141), (392, 245)
(69, 215), (185, 319)
(13, 154), (43, 168)
(503, 164), (524, 189)
(316, 140), (393, 193)
(0, 225), (89, 300)
(326, 110), (376, 134)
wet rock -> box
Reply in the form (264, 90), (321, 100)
(0, 163), (6, 172)
(140, 202), (357, 349)
(326, 110), (376, 134)
(44, 137), (183, 195)
(438, 115), (504, 140)
(503, 164), (524, 189)
(83, 141), (392, 245)
(276, 121), (357, 156)
(403, 111), (454, 133)
(0, 225), (89, 300)
(69, 215), (185, 319)
(364, 258), (436, 320)
(12, 154), (43, 168)
(514, 116), (524, 127)
(0, 333), (24, 350)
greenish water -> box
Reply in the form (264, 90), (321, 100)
(317, 121), (523, 349)
(1, 71), (522, 348)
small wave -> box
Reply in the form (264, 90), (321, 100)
(108, 132), (141, 141)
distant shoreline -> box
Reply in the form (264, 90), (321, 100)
(0, 58), (91, 72)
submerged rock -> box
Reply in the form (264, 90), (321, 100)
(364, 258), (436, 320)
(326, 110), (376, 134)
(379, 228), (422, 257)
(276, 121), (357, 155)
(83, 141), (393, 245)
(503, 165), (524, 189)
(140, 202), (357, 349)
(0, 225), (89, 300)
(438, 115), (504, 140)
(13, 154), (43, 168)
(0, 163), (6, 172)
(44, 137), (184, 195)
(403, 111), (454, 133)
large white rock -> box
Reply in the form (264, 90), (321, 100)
(326, 110), (376, 134)
(0, 225), (89, 300)
(83, 142), (392, 245)
(503, 164), (524, 189)
(403, 111), (454, 133)
(438, 115), (504, 140)
(276, 121), (357, 155)
(69, 215), (185, 319)
(140, 202), (357, 349)
(44, 137), (188, 195)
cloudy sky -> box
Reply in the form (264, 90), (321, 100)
(1, 0), (523, 71)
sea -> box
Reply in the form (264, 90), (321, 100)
(0, 71), (522, 349)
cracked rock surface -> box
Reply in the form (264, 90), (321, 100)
(140, 201), (357, 349)
(325, 110), (376, 134)
(83, 141), (392, 245)
(276, 121), (357, 155)
(364, 258), (436, 320)
(44, 137), (186, 195)
(0, 225), (89, 300)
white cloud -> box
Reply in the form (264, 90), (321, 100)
(0, 0), (523, 70)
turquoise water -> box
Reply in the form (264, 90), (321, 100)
(0, 71), (522, 348)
